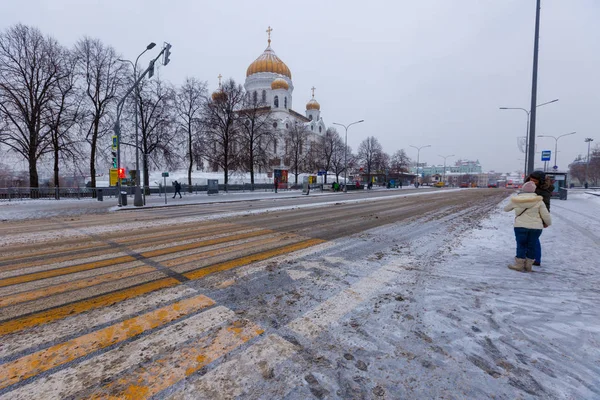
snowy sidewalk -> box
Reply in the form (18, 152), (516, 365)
(412, 192), (600, 397)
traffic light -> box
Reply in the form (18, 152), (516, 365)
(118, 168), (126, 179)
(148, 60), (155, 78)
(111, 151), (118, 169)
(163, 43), (171, 66)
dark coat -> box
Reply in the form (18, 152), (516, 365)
(526, 172), (554, 211)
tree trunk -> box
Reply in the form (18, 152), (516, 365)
(54, 146), (60, 192)
(187, 121), (193, 192)
(89, 121), (99, 190)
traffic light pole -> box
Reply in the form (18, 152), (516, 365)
(114, 45), (170, 206)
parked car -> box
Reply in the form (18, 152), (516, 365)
(459, 183), (469, 188)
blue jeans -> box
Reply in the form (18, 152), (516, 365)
(514, 228), (543, 259)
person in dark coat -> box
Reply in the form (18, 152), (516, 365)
(525, 171), (555, 266)
(173, 181), (182, 198)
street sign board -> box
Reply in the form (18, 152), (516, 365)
(541, 150), (551, 161)
(162, 172), (169, 177)
(111, 135), (118, 151)
(553, 165), (558, 170)
(109, 168), (118, 186)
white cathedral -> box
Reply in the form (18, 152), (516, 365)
(212, 27), (327, 172)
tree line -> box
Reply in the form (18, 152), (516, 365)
(0, 24), (415, 191)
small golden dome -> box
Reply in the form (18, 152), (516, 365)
(211, 90), (227, 102)
(271, 78), (289, 90)
(246, 46), (292, 79)
(306, 98), (320, 110)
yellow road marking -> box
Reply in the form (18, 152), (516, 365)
(0, 256), (135, 288)
(0, 295), (214, 390)
(0, 266), (155, 308)
(162, 234), (287, 268)
(184, 238), (326, 280)
(89, 320), (264, 399)
(140, 229), (273, 258)
(0, 223), (240, 271)
(0, 278), (179, 336)
(0, 229), (273, 288)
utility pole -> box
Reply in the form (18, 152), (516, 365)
(114, 43), (172, 206)
(527, 0), (542, 175)
(585, 138), (594, 185)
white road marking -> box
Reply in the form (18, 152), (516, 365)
(1, 306), (235, 400)
(0, 285), (198, 359)
(167, 334), (298, 400)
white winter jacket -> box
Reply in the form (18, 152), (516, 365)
(504, 193), (552, 230)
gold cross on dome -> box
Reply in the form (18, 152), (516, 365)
(217, 73), (222, 88)
(311, 86), (316, 98)
(266, 26), (273, 45)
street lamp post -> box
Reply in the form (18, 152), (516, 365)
(118, 42), (156, 207)
(438, 154), (454, 186)
(585, 138), (594, 185)
(499, 98), (558, 178)
(332, 120), (364, 193)
(410, 145), (431, 186)
(537, 131), (576, 171)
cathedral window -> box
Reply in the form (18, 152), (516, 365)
(309, 115), (313, 121)
(286, 123), (289, 129)
(253, 91), (257, 103)
(311, 125), (314, 131)
(319, 126), (322, 133)
(273, 122), (278, 129)
(284, 97), (287, 109)
(273, 139), (278, 153)
(262, 90), (266, 103)
(274, 96), (279, 108)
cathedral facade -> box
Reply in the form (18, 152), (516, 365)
(243, 27), (327, 169)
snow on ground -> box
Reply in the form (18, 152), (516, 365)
(412, 192), (600, 397)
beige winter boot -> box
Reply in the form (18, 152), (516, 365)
(524, 258), (535, 272)
(508, 257), (525, 272)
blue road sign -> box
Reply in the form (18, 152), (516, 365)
(541, 150), (551, 162)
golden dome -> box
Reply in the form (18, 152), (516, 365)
(246, 45), (292, 79)
(271, 78), (289, 90)
(306, 98), (320, 110)
(211, 90), (227, 102)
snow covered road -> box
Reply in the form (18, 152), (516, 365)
(0, 190), (598, 399)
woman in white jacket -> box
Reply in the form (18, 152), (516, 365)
(504, 181), (552, 272)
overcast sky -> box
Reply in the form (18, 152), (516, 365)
(3, 0), (599, 174)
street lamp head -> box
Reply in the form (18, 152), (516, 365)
(146, 42), (157, 50)
(357, 120), (364, 123)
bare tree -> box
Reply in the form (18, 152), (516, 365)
(74, 37), (127, 189)
(237, 95), (275, 190)
(317, 127), (340, 184)
(391, 149), (412, 173)
(330, 136), (349, 183)
(357, 136), (383, 182)
(202, 78), (245, 191)
(175, 77), (207, 191)
(136, 77), (177, 191)
(0, 24), (63, 188)
(45, 46), (82, 189)
(284, 122), (310, 184)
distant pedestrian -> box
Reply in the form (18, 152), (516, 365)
(584, 182), (589, 189)
(274, 177), (278, 193)
(504, 181), (552, 272)
(525, 171), (554, 266)
(399, 181), (403, 189)
(172, 181), (182, 198)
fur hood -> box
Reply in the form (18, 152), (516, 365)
(512, 193), (544, 206)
